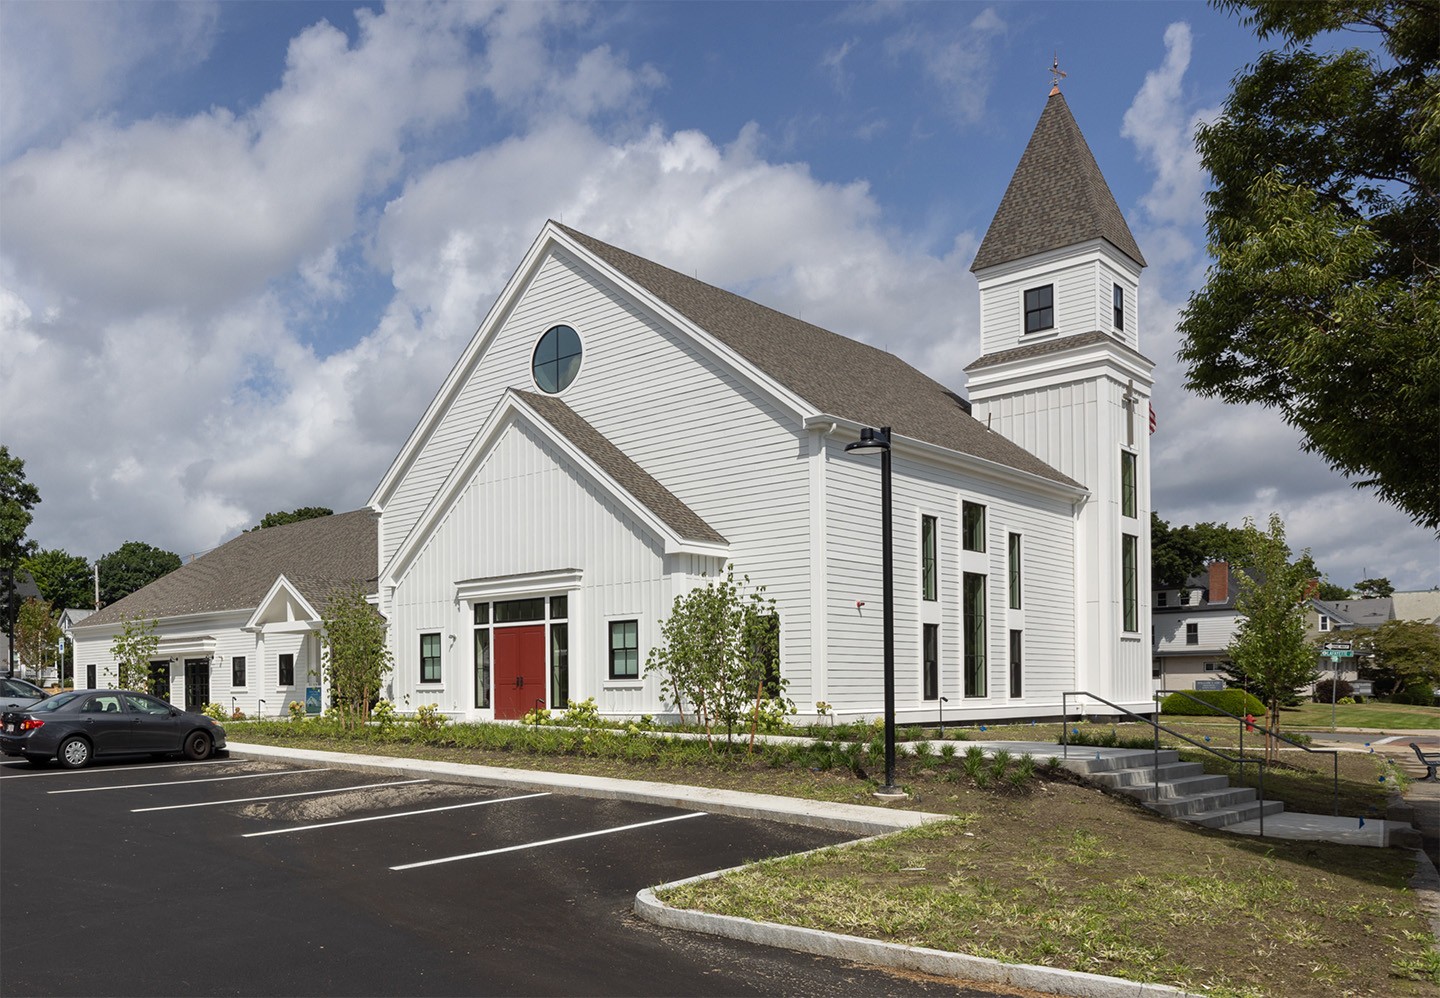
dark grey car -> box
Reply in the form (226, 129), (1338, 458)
(0, 689), (227, 768)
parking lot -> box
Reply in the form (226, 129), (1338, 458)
(1, 757), (999, 996)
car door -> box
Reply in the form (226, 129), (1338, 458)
(123, 693), (183, 752)
(78, 694), (135, 755)
(0, 678), (44, 712)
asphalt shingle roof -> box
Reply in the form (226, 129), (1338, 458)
(79, 510), (378, 628)
(970, 91), (1145, 272)
(555, 224), (1080, 490)
(514, 390), (726, 545)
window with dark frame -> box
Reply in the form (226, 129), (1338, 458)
(551, 623), (569, 708)
(609, 620), (639, 679)
(921, 515), (937, 601)
(963, 572), (987, 697)
(962, 502), (986, 553)
(232, 656), (246, 688)
(1121, 450), (1137, 518)
(1186, 622), (1199, 645)
(1024, 285), (1054, 333)
(278, 653), (294, 687)
(1158, 591), (1168, 607)
(1122, 534), (1138, 632)
(1113, 283), (1124, 330)
(420, 632), (442, 684)
(1008, 533), (1022, 609)
(1009, 630), (1023, 698)
(531, 324), (582, 394)
(922, 623), (938, 701)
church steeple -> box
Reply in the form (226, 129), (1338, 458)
(971, 91), (1145, 273)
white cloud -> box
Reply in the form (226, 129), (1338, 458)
(884, 6), (1007, 124)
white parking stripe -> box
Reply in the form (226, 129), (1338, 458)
(390, 811), (705, 871)
(50, 768), (327, 794)
(242, 792), (552, 837)
(131, 778), (428, 812)
(0, 760), (229, 781)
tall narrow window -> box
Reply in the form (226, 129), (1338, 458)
(232, 656), (247, 688)
(1157, 591), (1167, 607)
(474, 613), (491, 710)
(1186, 622), (1199, 645)
(1008, 533), (1022, 609)
(1113, 283), (1124, 330)
(1121, 451), (1137, 518)
(1024, 285), (1054, 333)
(922, 624), (939, 701)
(550, 624), (569, 709)
(963, 573), (987, 697)
(420, 632), (442, 683)
(921, 515), (938, 601)
(1122, 534), (1138, 632)
(278, 654), (294, 687)
(962, 502), (986, 553)
(1009, 630), (1023, 698)
(609, 620), (639, 679)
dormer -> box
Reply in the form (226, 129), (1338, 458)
(970, 90), (1145, 360)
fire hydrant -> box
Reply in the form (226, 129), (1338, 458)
(1244, 713), (1256, 733)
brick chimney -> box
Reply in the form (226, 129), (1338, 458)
(1208, 561), (1230, 604)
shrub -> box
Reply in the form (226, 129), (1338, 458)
(1337, 696), (1357, 705)
(372, 699), (397, 731)
(561, 697), (602, 728)
(523, 706), (552, 726)
(202, 703), (227, 722)
(414, 703), (448, 730)
(1313, 678), (1353, 703)
(230, 707), (247, 721)
(287, 699), (305, 721)
(1159, 689), (1265, 717)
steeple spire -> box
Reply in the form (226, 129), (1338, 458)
(970, 90), (1145, 273)
(1049, 53), (1067, 97)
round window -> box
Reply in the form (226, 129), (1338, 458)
(531, 325), (582, 394)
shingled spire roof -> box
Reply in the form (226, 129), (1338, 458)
(971, 90), (1145, 272)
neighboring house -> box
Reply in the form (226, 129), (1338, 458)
(69, 511), (376, 716)
(370, 87), (1155, 724)
(1152, 562), (1245, 693)
(1307, 597), (1396, 694)
(1391, 590), (1440, 625)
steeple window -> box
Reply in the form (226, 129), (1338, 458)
(1113, 283), (1124, 331)
(1023, 285), (1054, 333)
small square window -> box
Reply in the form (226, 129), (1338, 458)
(420, 632), (442, 684)
(609, 620), (639, 680)
(1024, 285), (1054, 333)
(1113, 283), (1124, 331)
(550, 595), (568, 620)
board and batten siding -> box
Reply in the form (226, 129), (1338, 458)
(821, 437), (1076, 720)
(390, 418), (686, 718)
(379, 246), (814, 700)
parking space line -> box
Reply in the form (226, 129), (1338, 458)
(131, 778), (429, 812)
(390, 811), (706, 871)
(242, 791), (552, 837)
(50, 768), (327, 794)
(0, 760), (229, 781)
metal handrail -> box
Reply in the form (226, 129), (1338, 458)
(1156, 688), (1339, 816)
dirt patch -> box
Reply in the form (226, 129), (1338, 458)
(237, 780), (477, 822)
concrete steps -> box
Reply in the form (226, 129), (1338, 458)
(1061, 748), (1289, 830)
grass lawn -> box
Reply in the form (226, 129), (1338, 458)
(1276, 701), (1440, 731)
(234, 720), (1438, 997)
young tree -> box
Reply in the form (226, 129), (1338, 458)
(320, 585), (392, 729)
(96, 541), (181, 607)
(645, 567), (785, 750)
(247, 507), (334, 532)
(1178, 1), (1440, 529)
(1224, 514), (1319, 759)
(1, 445), (42, 674)
(22, 548), (95, 610)
(15, 597), (61, 680)
(1353, 620), (1440, 704)
(110, 616), (160, 693)
(1353, 577), (1395, 599)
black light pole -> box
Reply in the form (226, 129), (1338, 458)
(845, 426), (900, 796)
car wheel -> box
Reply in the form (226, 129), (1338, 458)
(58, 736), (92, 769)
(183, 731), (212, 761)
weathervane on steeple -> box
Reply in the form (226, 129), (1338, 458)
(1049, 53), (1067, 96)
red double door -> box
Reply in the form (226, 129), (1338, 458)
(492, 625), (546, 720)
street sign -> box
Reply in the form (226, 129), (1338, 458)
(1322, 649), (1354, 658)
(1323, 642), (1352, 650)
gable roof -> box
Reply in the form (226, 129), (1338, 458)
(513, 390), (725, 545)
(555, 223), (1080, 489)
(971, 91), (1145, 272)
(1312, 597), (1395, 628)
(79, 510), (377, 628)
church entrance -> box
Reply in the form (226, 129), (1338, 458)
(492, 625), (546, 720)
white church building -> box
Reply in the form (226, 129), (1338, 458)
(74, 89), (1153, 725)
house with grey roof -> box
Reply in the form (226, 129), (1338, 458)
(69, 510), (376, 715)
(370, 87), (1155, 724)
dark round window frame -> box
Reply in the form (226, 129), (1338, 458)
(531, 324), (583, 394)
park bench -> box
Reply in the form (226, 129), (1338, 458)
(1410, 743), (1440, 781)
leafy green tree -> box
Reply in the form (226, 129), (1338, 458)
(1, 446), (42, 674)
(1225, 514), (1320, 758)
(15, 597), (61, 680)
(1179, 1), (1440, 529)
(96, 541), (181, 607)
(1151, 513), (1249, 587)
(645, 567), (786, 750)
(247, 507), (333, 532)
(22, 548), (94, 610)
(1353, 577), (1395, 598)
(321, 585), (392, 729)
(110, 616), (160, 693)
(1353, 619), (1440, 703)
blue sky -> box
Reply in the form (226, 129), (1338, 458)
(2, 1), (1435, 591)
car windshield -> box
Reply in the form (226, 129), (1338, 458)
(30, 691), (83, 712)
(3, 678), (44, 697)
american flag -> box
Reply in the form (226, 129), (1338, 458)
(1149, 403), (1157, 435)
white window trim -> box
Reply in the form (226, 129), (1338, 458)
(603, 615), (643, 686)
